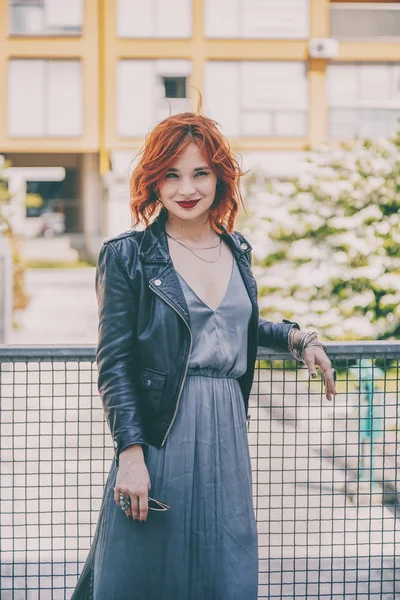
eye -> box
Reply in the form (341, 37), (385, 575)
(165, 173), (178, 179)
(195, 171), (209, 177)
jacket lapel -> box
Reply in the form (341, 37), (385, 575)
(139, 212), (191, 324)
(220, 228), (258, 318)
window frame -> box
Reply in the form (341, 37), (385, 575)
(8, 0), (84, 37)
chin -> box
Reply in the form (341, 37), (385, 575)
(172, 204), (212, 219)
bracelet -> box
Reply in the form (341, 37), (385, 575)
(288, 328), (327, 362)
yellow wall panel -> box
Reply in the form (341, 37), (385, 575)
(189, 0), (204, 110)
(308, 58), (328, 146)
(337, 42), (400, 61)
(308, 0), (329, 145)
(310, 0), (330, 38)
(204, 41), (308, 61)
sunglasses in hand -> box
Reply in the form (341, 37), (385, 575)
(148, 496), (170, 512)
(114, 487), (170, 512)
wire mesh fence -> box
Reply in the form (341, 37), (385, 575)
(0, 343), (399, 599)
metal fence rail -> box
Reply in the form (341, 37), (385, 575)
(0, 343), (399, 599)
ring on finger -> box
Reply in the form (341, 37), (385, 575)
(119, 492), (131, 512)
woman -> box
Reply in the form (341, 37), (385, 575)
(72, 112), (336, 600)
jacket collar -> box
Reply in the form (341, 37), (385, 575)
(139, 208), (251, 264)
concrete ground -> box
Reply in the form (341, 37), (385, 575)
(10, 268), (97, 345)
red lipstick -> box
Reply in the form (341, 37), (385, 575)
(177, 200), (200, 209)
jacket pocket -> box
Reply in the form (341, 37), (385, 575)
(138, 367), (167, 413)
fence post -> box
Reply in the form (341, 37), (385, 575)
(0, 233), (12, 344)
(357, 358), (384, 489)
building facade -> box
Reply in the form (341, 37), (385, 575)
(0, 0), (400, 256)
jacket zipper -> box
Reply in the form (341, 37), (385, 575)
(150, 283), (193, 447)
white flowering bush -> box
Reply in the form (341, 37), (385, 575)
(242, 134), (400, 340)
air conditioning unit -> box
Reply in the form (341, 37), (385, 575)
(309, 38), (338, 59)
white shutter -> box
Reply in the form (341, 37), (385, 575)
(359, 110), (391, 138)
(329, 63), (400, 139)
(47, 60), (82, 136)
(388, 110), (400, 134)
(157, 0), (191, 38)
(204, 0), (240, 38)
(117, 0), (153, 37)
(156, 99), (191, 123)
(242, 0), (309, 39)
(359, 64), (392, 104)
(328, 63), (400, 108)
(117, 61), (156, 136)
(18, 7), (43, 34)
(206, 0), (308, 38)
(8, 60), (45, 137)
(327, 65), (358, 108)
(242, 112), (273, 136)
(44, 0), (83, 29)
(390, 65), (400, 103)
(204, 62), (240, 136)
(154, 60), (191, 77)
(329, 109), (359, 139)
(275, 112), (306, 136)
(242, 62), (307, 110)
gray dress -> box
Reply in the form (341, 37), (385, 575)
(72, 257), (258, 600)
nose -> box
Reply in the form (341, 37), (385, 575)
(178, 178), (196, 197)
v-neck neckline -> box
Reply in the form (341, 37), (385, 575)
(176, 257), (235, 314)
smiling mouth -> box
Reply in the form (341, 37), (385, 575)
(177, 200), (201, 208)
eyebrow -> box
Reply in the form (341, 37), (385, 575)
(167, 166), (211, 172)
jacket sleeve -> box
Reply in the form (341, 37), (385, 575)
(258, 317), (300, 350)
(95, 242), (147, 465)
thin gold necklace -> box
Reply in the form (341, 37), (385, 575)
(166, 232), (223, 264)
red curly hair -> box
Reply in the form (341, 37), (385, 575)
(130, 112), (246, 234)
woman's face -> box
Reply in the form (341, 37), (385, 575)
(157, 142), (218, 222)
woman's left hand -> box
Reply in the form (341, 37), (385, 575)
(302, 346), (336, 401)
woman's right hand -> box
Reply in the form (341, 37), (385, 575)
(114, 444), (151, 522)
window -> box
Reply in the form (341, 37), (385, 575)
(117, 0), (191, 38)
(327, 63), (400, 139)
(330, 2), (400, 39)
(204, 62), (308, 137)
(8, 60), (83, 137)
(9, 0), (83, 36)
(163, 77), (187, 99)
(205, 0), (309, 39)
(117, 60), (191, 137)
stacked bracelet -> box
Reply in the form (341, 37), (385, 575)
(288, 328), (327, 362)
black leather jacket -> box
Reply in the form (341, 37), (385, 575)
(96, 210), (299, 465)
